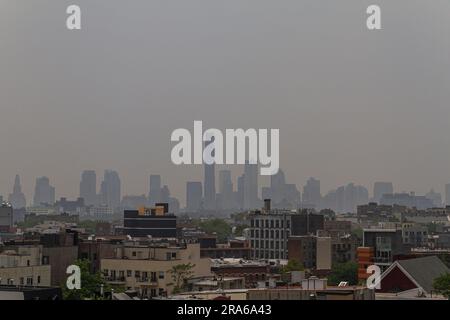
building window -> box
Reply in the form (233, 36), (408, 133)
(135, 271), (140, 278)
(159, 271), (164, 279)
(37, 276), (41, 284)
(103, 269), (109, 277)
(127, 270), (132, 277)
(20, 277), (24, 285)
(132, 251), (137, 257)
(26, 277), (33, 286)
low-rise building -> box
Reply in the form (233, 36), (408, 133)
(0, 203), (13, 233)
(123, 204), (177, 238)
(189, 277), (245, 292)
(378, 256), (449, 298)
(249, 202), (324, 260)
(101, 241), (211, 299)
(248, 277), (374, 300)
(0, 245), (51, 287)
(211, 259), (271, 288)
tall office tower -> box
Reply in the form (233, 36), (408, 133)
(336, 186), (346, 213)
(302, 177), (321, 209)
(373, 182), (394, 203)
(8, 175), (27, 209)
(33, 176), (55, 206)
(344, 183), (358, 213)
(203, 139), (216, 211)
(446, 184), (450, 206)
(160, 185), (170, 203)
(100, 170), (121, 209)
(148, 175), (162, 205)
(186, 181), (202, 212)
(159, 185), (180, 214)
(270, 169), (286, 204)
(80, 170), (97, 206)
(425, 189), (442, 207)
(244, 162), (258, 209)
(218, 170), (233, 210)
(236, 174), (245, 209)
(322, 190), (338, 212)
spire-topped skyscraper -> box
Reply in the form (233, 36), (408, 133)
(8, 175), (27, 209)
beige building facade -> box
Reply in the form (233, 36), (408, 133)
(0, 245), (51, 287)
(101, 242), (211, 298)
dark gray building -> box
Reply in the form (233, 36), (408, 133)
(249, 201), (324, 260)
(0, 203), (13, 233)
(123, 204), (177, 238)
(363, 228), (405, 271)
(186, 181), (202, 212)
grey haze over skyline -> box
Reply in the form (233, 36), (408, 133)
(1, 0), (450, 205)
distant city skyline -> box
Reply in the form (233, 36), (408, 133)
(2, 1), (450, 205)
(3, 168), (450, 210)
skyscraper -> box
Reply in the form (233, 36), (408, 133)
(236, 174), (245, 209)
(186, 181), (202, 212)
(373, 182), (394, 203)
(270, 169), (286, 204)
(203, 139), (216, 211)
(100, 170), (121, 209)
(33, 176), (55, 206)
(80, 170), (97, 206)
(425, 189), (442, 207)
(302, 177), (321, 209)
(244, 162), (258, 209)
(265, 169), (300, 209)
(446, 184), (450, 206)
(218, 170), (233, 210)
(8, 175), (26, 209)
(148, 175), (162, 206)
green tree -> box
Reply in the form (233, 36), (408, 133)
(197, 219), (232, 243)
(77, 220), (98, 234)
(351, 227), (363, 240)
(433, 273), (450, 299)
(282, 260), (305, 273)
(62, 259), (113, 300)
(233, 225), (248, 237)
(168, 263), (196, 294)
(327, 262), (358, 286)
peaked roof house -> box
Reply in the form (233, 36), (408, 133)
(378, 256), (449, 298)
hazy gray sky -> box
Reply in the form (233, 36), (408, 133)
(1, 0), (450, 205)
